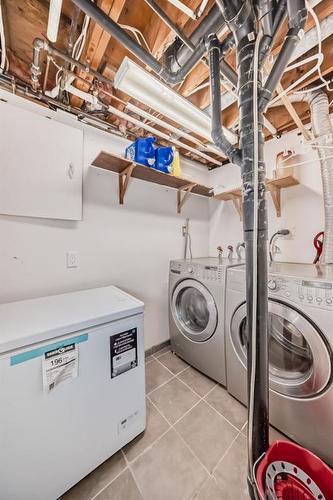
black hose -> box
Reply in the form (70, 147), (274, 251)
(269, 229), (290, 261)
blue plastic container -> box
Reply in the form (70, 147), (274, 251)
(125, 137), (156, 167)
(155, 146), (174, 173)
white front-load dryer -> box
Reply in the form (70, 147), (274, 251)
(225, 263), (333, 465)
(169, 257), (243, 385)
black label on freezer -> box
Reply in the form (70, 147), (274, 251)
(110, 328), (138, 378)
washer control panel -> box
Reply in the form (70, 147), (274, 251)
(170, 261), (224, 282)
(268, 275), (333, 309)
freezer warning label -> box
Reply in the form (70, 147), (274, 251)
(42, 343), (78, 391)
(110, 328), (138, 378)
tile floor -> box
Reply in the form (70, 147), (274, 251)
(61, 348), (287, 500)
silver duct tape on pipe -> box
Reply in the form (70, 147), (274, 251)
(290, 91), (333, 263)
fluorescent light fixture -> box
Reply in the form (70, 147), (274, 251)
(47, 0), (63, 43)
(114, 57), (237, 146)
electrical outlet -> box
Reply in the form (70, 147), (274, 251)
(66, 251), (79, 268)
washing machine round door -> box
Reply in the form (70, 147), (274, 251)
(231, 300), (331, 397)
(171, 279), (218, 342)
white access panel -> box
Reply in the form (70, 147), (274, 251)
(0, 287), (145, 500)
(0, 100), (83, 220)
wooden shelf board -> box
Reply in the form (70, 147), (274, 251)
(266, 175), (299, 189)
(213, 175), (299, 200)
(213, 175), (299, 218)
(214, 188), (242, 201)
(92, 151), (212, 197)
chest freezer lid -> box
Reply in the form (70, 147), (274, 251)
(0, 285), (144, 354)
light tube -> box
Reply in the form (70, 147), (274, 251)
(114, 57), (237, 146)
(47, 0), (63, 43)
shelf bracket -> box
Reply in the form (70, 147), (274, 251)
(231, 195), (242, 221)
(177, 183), (197, 213)
(267, 183), (281, 217)
(119, 163), (136, 205)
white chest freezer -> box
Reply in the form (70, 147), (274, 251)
(0, 286), (145, 500)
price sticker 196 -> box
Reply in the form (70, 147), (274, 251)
(42, 343), (78, 391)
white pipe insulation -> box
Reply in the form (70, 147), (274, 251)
(290, 91), (333, 263)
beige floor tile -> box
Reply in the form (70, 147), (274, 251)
(213, 434), (249, 500)
(154, 345), (171, 358)
(175, 400), (238, 472)
(145, 359), (173, 394)
(61, 451), (126, 500)
(149, 378), (199, 424)
(95, 469), (143, 500)
(131, 429), (207, 500)
(191, 477), (223, 500)
(205, 385), (247, 430)
(123, 399), (170, 462)
(158, 351), (188, 374)
(178, 366), (216, 397)
(145, 354), (154, 364)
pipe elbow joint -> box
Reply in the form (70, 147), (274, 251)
(212, 128), (242, 166)
(33, 38), (47, 52)
(206, 33), (219, 52)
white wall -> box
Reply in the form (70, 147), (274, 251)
(2, 90), (329, 349)
(209, 125), (325, 264)
(0, 91), (210, 349)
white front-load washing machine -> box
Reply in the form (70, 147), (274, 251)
(225, 262), (333, 465)
(169, 257), (243, 385)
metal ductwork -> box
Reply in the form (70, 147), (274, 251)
(290, 91), (333, 264)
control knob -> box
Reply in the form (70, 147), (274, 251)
(268, 279), (278, 291)
(188, 266), (194, 274)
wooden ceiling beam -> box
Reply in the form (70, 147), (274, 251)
(3, 0), (70, 83)
(71, 0), (126, 107)
(144, 0), (213, 59)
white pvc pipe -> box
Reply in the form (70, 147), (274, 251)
(65, 83), (221, 165)
(47, 0), (63, 43)
(125, 101), (222, 156)
(165, 0), (196, 19)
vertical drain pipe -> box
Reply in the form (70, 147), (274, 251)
(212, 3), (269, 494)
(236, 23), (269, 495)
(211, 0), (306, 495)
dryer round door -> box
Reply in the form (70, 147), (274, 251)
(231, 299), (331, 397)
(171, 279), (218, 342)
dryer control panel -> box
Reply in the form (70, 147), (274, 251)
(170, 261), (224, 282)
(268, 275), (333, 309)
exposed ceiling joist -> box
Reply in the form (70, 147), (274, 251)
(186, 0), (333, 112)
(71, 0), (126, 107)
